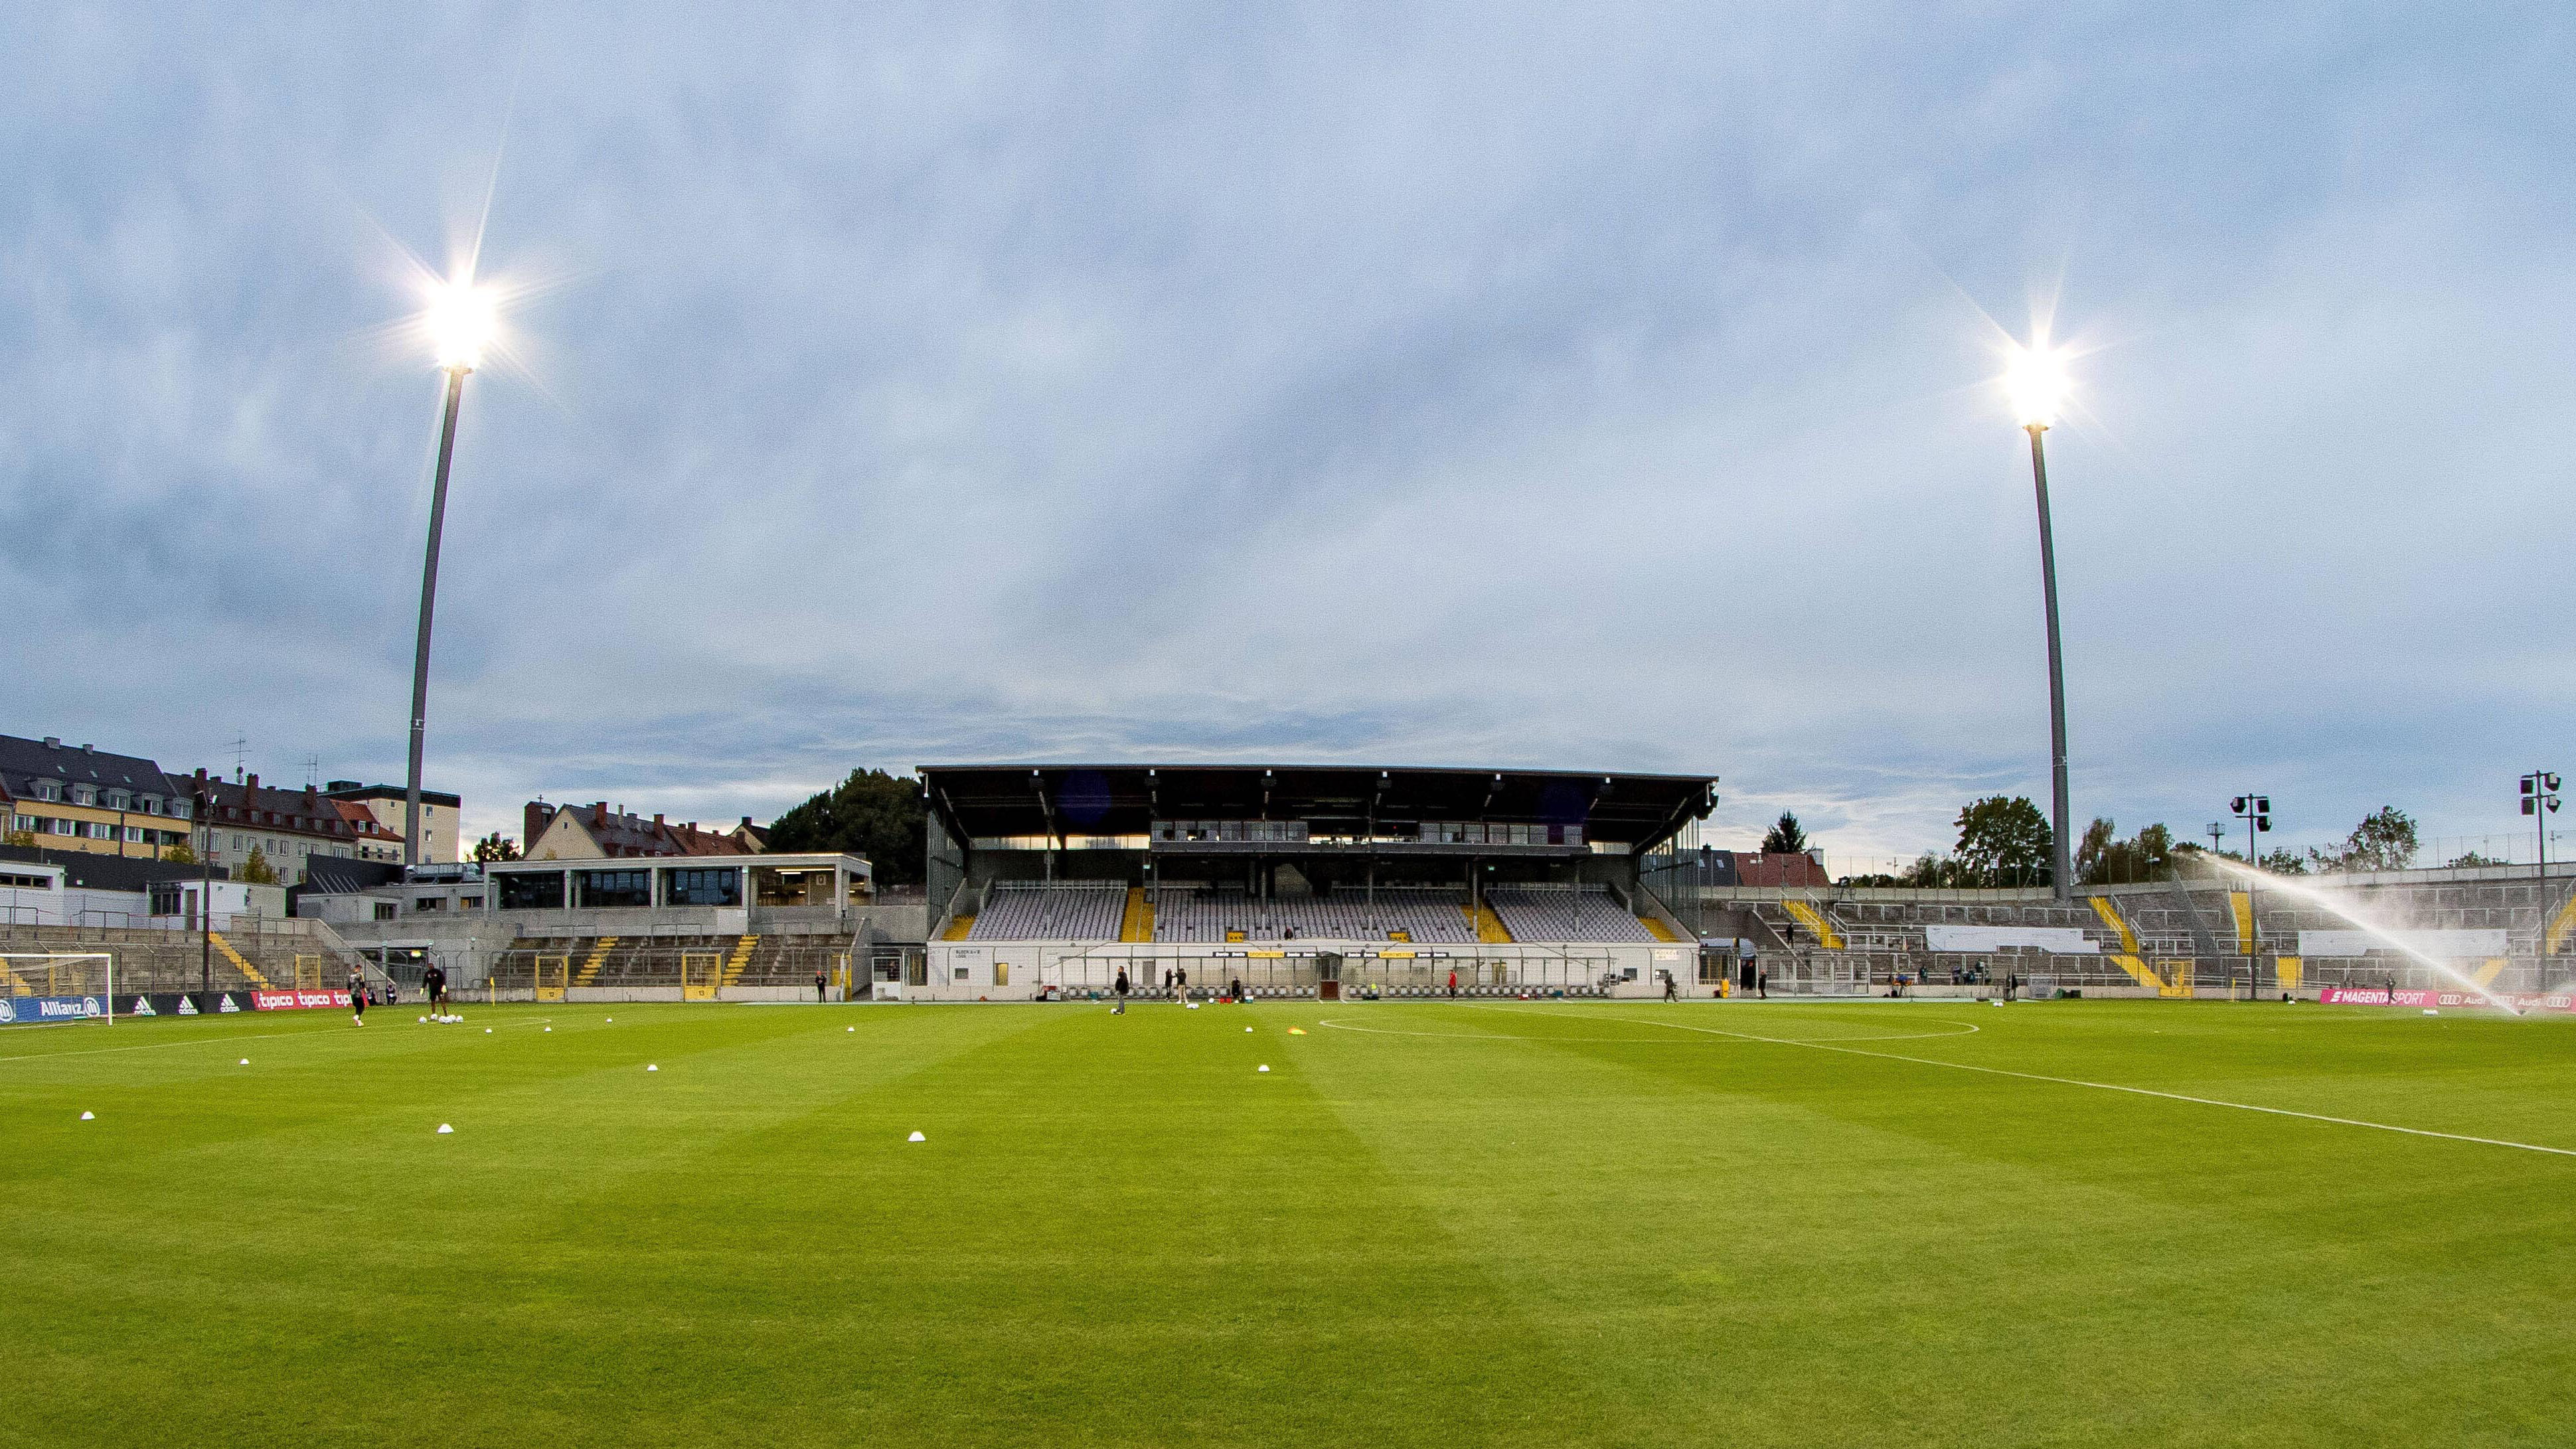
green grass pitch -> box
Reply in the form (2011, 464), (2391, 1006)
(5, 998), (2573, 1446)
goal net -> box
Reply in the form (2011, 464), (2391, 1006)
(0, 952), (116, 1026)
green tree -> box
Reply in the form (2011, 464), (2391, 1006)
(471, 831), (523, 863)
(240, 848), (280, 885)
(2077, 818), (2175, 885)
(1760, 811), (1809, 856)
(162, 839), (199, 866)
(2, 828), (35, 850)
(1953, 795), (2053, 887)
(2258, 847), (2309, 875)
(2310, 806), (2419, 873)
(2447, 849), (2506, 868)
(766, 768), (927, 885)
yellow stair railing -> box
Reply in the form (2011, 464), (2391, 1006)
(2087, 897), (2138, 954)
(1780, 899), (1844, 951)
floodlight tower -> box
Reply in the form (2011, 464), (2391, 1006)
(2006, 339), (2075, 901)
(2522, 770), (2561, 883)
(404, 278), (495, 870)
(2231, 793), (2271, 959)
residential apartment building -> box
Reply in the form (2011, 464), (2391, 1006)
(522, 800), (763, 860)
(190, 771), (406, 887)
(322, 781), (463, 864)
(0, 735), (193, 858)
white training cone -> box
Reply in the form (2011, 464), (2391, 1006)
(436, 1124), (453, 1134)
(80, 1110), (94, 1120)
(239, 1058), (249, 1066)
(1245, 1026), (1253, 1033)
(647, 1063), (658, 1072)
(908, 1130), (926, 1142)
(485, 1028), (493, 1034)
(1257, 1065), (1270, 1073)
(544, 1026), (552, 1032)
(2423, 1008), (2439, 1016)
(847, 1026), (854, 1032)
(605, 1017), (613, 1023)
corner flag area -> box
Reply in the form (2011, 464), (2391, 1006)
(5, 1000), (2573, 1446)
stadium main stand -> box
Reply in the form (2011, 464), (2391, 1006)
(917, 764), (1719, 999)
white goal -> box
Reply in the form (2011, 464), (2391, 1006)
(0, 952), (117, 1027)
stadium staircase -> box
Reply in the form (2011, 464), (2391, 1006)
(1119, 889), (1154, 943)
(2546, 892), (2576, 956)
(1642, 916), (1682, 943)
(1471, 902), (1512, 943)
(1778, 899), (1845, 950)
(941, 915), (975, 941)
(574, 936), (619, 987)
(208, 932), (272, 988)
(722, 935), (759, 986)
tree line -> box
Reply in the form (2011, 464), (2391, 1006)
(1754, 801), (2439, 889)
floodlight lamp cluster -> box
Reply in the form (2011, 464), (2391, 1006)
(423, 277), (498, 372)
(2230, 795), (2272, 832)
(2003, 340), (2072, 430)
(2522, 772), (2562, 816)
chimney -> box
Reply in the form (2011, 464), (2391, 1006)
(740, 815), (754, 830)
(246, 774), (259, 791)
(42, 737), (58, 748)
(81, 743), (94, 753)
(594, 802), (610, 827)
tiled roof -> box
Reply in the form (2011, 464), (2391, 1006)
(194, 773), (404, 844)
(0, 735), (179, 801)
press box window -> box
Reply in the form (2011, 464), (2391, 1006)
(667, 868), (742, 907)
(574, 870), (653, 909)
(497, 872), (567, 910)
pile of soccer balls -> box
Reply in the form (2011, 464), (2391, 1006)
(419, 1013), (465, 1024)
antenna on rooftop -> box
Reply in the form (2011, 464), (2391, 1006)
(223, 736), (248, 784)
(303, 755), (321, 790)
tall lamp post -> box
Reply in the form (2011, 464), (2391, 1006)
(404, 280), (496, 870)
(2521, 771), (2561, 883)
(2006, 341), (2075, 901)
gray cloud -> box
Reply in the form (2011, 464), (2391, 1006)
(3, 3), (2570, 864)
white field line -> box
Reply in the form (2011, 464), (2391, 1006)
(1464, 1006), (2576, 1159)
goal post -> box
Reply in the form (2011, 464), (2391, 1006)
(681, 951), (721, 1002)
(0, 952), (116, 1027)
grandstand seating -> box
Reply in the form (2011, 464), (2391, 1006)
(1484, 886), (1654, 943)
(1149, 887), (1478, 944)
(967, 883), (1126, 941)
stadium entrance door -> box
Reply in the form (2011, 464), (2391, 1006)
(681, 952), (722, 1002)
(534, 956), (568, 1002)
(1316, 951), (1343, 1001)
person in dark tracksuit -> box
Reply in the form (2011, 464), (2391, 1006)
(1114, 968), (1130, 1014)
(815, 968), (829, 1003)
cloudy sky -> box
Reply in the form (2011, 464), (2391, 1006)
(4, 3), (2570, 867)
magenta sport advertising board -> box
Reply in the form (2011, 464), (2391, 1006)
(2320, 986), (2576, 1012)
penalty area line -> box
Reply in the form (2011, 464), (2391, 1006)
(1493, 1007), (2576, 1160)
